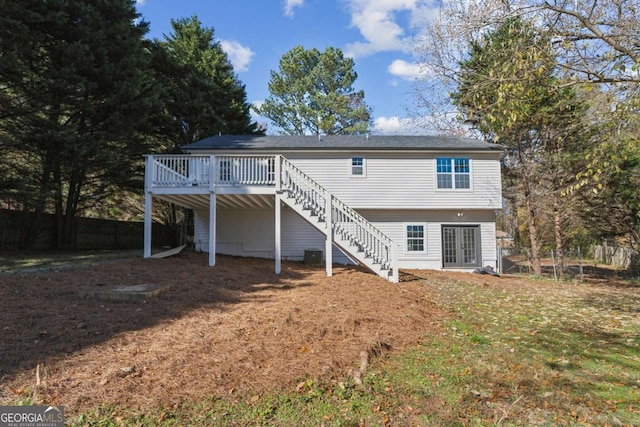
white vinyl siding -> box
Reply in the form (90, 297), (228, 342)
(282, 152), (501, 210)
(180, 150), (501, 210)
(194, 208), (497, 271)
(194, 208), (352, 263)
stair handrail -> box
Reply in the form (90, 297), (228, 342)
(280, 157), (396, 274)
(280, 158), (327, 223)
(331, 196), (393, 270)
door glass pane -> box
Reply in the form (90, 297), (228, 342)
(443, 227), (457, 265)
(462, 227), (477, 265)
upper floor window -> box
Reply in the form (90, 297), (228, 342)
(437, 157), (470, 189)
(351, 156), (365, 177)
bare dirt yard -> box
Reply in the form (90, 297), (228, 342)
(0, 252), (446, 416)
(1, 251), (638, 425)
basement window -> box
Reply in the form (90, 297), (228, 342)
(406, 224), (426, 253)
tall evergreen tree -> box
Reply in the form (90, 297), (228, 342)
(256, 45), (372, 135)
(151, 15), (258, 152)
(0, 0), (159, 248)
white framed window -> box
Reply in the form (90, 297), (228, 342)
(436, 157), (471, 189)
(405, 224), (426, 253)
(351, 156), (366, 177)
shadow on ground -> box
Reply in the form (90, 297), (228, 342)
(0, 252), (315, 381)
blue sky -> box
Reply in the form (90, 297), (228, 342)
(135, 0), (441, 135)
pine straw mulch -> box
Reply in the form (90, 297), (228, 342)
(0, 252), (446, 416)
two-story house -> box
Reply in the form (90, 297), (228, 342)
(143, 135), (503, 282)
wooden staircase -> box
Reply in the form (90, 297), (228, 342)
(278, 157), (398, 283)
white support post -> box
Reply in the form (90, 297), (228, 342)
(275, 193), (282, 274)
(143, 155), (153, 258)
(208, 193), (216, 267)
(144, 192), (152, 258)
(325, 191), (333, 277)
(391, 244), (399, 283)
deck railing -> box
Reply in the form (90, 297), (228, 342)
(217, 155), (275, 185)
(148, 155), (275, 188)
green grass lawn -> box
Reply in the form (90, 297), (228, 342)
(0, 250), (140, 273)
(17, 269), (640, 426)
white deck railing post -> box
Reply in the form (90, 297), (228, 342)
(209, 155), (216, 192)
(275, 155), (282, 192)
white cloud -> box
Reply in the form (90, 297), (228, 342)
(373, 115), (439, 135)
(284, 0), (304, 17)
(135, 0), (145, 5)
(249, 101), (269, 133)
(373, 116), (404, 134)
(343, 0), (440, 58)
(251, 100), (271, 121)
(387, 59), (431, 80)
(250, 100), (264, 118)
(220, 40), (255, 73)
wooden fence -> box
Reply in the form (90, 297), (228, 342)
(0, 209), (179, 250)
(593, 244), (637, 269)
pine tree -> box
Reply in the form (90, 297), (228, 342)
(151, 15), (259, 152)
(0, 0), (159, 248)
(257, 45), (371, 135)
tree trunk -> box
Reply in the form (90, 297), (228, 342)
(52, 150), (65, 249)
(553, 201), (565, 280)
(523, 184), (542, 275)
(507, 194), (520, 246)
(25, 149), (55, 249)
(62, 169), (83, 249)
(519, 152), (542, 275)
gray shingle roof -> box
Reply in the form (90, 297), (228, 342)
(182, 135), (503, 152)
